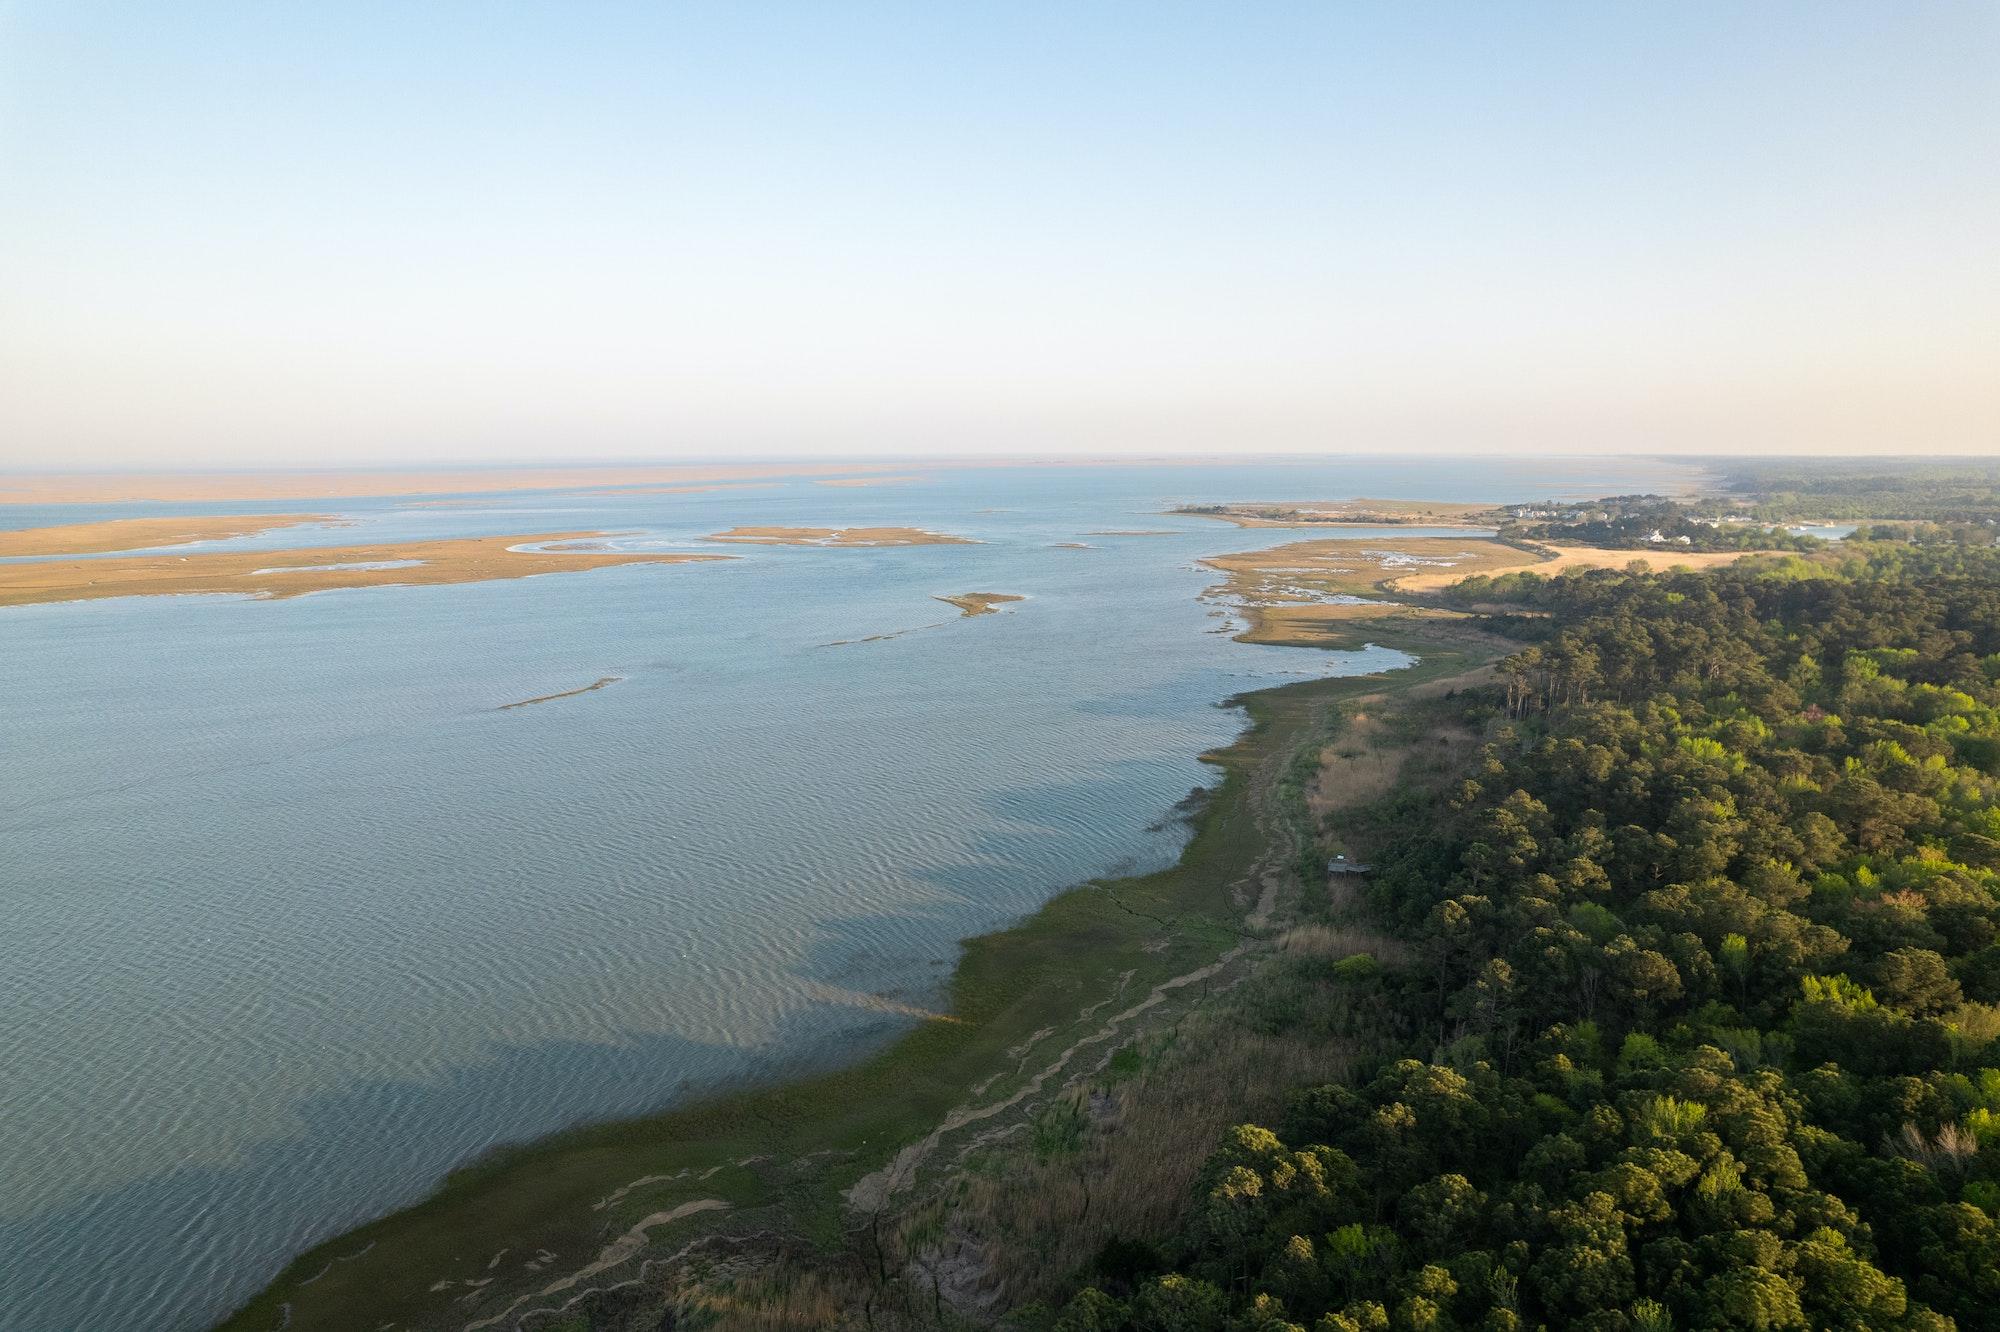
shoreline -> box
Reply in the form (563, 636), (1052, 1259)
(212, 615), (1500, 1332)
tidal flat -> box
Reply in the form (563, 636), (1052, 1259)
(0, 530), (728, 607)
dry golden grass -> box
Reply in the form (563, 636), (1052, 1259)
(1277, 922), (1393, 959)
(0, 513), (331, 557)
(0, 532), (728, 608)
(675, 1259), (862, 1330)
(908, 1015), (1354, 1312)
(1307, 705), (1405, 819)
(1387, 542), (1779, 592)
(703, 526), (975, 547)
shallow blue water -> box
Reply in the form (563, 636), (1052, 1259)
(0, 458), (1701, 1330)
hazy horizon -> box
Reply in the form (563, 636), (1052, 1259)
(3, 2), (1995, 468)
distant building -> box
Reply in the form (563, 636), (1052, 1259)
(1327, 854), (1374, 874)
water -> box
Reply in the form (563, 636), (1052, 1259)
(0, 457), (1702, 1329)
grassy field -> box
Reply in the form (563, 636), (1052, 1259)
(216, 626), (1502, 1332)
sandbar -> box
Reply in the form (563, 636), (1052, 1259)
(933, 592), (1024, 617)
(0, 513), (332, 557)
(0, 532), (730, 608)
(500, 677), (623, 710)
(813, 476), (926, 488)
(702, 526), (974, 547)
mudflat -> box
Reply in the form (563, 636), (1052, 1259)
(703, 526), (975, 547)
(0, 513), (332, 557)
(0, 532), (729, 608)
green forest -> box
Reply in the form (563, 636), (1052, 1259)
(1042, 537), (2000, 1332)
(1713, 460), (2000, 527)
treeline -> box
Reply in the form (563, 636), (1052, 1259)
(1716, 458), (2000, 526)
(1039, 546), (2000, 1331)
(1499, 496), (1818, 554)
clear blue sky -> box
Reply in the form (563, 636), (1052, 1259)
(1, 2), (1994, 466)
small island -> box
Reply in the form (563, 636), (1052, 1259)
(0, 530), (729, 608)
(933, 591), (1024, 616)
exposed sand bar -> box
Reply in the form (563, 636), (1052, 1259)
(934, 592), (1024, 617)
(500, 677), (623, 710)
(0, 532), (729, 608)
(0, 513), (332, 557)
(813, 476), (926, 488)
(702, 526), (975, 547)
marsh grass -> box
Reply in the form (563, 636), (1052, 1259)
(217, 632), (1499, 1332)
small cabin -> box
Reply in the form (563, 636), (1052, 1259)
(1327, 854), (1374, 875)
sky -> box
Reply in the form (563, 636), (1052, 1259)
(0, 2), (1994, 468)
